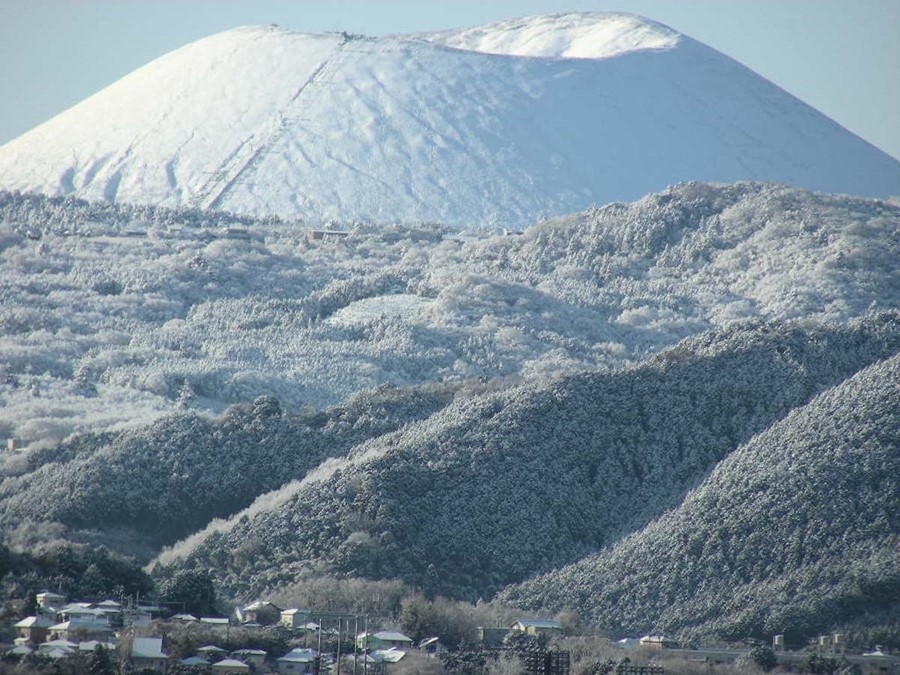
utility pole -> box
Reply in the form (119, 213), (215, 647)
(363, 615), (369, 675)
(353, 615), (359, 675)
(336, 617), (342, 675)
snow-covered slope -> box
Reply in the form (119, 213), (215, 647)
(1, 13), (899, 227)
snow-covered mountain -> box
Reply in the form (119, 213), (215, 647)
(1, 13), (898, 228)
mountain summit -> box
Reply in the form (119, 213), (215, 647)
(1, 13), (898, 227)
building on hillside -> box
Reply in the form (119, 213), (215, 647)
(48, 618), (112, 642)
(231, 648), (267, 667)
(280, 607), (313, 631)
(276, 647), (318, 674)
(132, 637), (168, 673)
(180, 656), (210, 668)
(77, 640), (116, 654)
(419, 636), (446, 654)
(171, 613), (199, 622)
(197, 645), (228, 661)
(477, 626), (510, 647)
(238, 600), (282, 625)
(511, 619), (564, 638)
(212, 658), (251, 674)
(357, 631), (413, 651)
(373, 647), (407, 664)
(200, 617), (230, 627)
(36, 591), (66, 609)
(308, 229), (350, 241)
(639, 635), (678, 650)
(14, 616), (54, 643)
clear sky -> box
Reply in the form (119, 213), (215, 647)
(2, 0), (898, 160)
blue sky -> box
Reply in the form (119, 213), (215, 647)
(2, 0), (898, 160)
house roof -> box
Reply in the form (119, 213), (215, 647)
(132, 637), (167, 658)
(514, 619), (563, 629)
(180, 656), (210, 665)
(639, 634), (676, 643)
(371, 631), (413, 642)
(242, 600), (281, 612)
(278, 648), (318, 663)
(197, 644), (227, 652)
(373, 647), (407, 663)
(95, 599), (121, 608)
(171, 613), (199, 621)
(232, 648), (267, 655)
(78, 640), (116, 652)
(8, 645), (33, 656)
(40, 640), (78, 650)
(200, 617), (230, 624)
(212, 658), (251, 670)
(15, 615), (54, 628)
(281, 607), (312, 615)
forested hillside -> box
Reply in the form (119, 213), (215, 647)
(2, 183), (898, 449)
(2, 184), (898, 644)
(500, 353), (900, 643)
(0, 381), (460, 555)
(149, 314), (900, 604)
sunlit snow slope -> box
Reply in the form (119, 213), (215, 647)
(1, 13), (899, 228)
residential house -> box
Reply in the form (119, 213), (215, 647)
(211, 658), (251, 674)
(200, 617), (230, 627)
(132, 636), (169, 673)
(38, 640), (78, 660)
(511, 619), (563, 638)
(14, 615), (54, 643)
(477, 626), (510, 647)
(231, 648), (267, 668)
(197, 645), (228, 661)
(280, 607), (313, 631)
(239, 600), (282, 625)
(277, 647), (318, 674)
(171, 613), (199, 622)
(419, 637), (445, 655)
(36, 591), (66, 609)
(639, 635), (678, 650)
(373, 647), (407, 664)
(48, 618), (112, 642)
(179, 656), (211, 668)
(357, 631), (413, 651)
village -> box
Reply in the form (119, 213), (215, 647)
(3, 590), (577, 674)
(5, 591), (900, 675)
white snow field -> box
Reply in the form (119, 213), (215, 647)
(1, 12), (899, 228)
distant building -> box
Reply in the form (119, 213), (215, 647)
(639, 635), (678, 650)
(511, 619), (564, 638)
(132, 637), (168, 673)
(48, 618), (112, 642)
(277, 647), (318, 674)
(231, 648), (267, 668)
(308, 229), (350, 241)
(239, 600), (282, 625)
(280, 607), (313, 631)
(478, 626), (510, 647)
(212, 658), (251, 674)
(14, 616), (54, 643)
(36, 591), (66, 609)
(357, 631), (413, 651)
